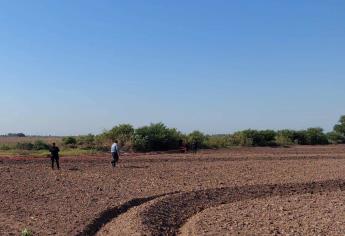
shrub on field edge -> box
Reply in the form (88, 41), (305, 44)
(0, 144), (11, 150)
(275, 130), (295, 146)
(77, 134), (95, 145)
(187, 131), (207, 149)
(229, 130), (277, 147)
(7, 133), (25, 137)
(94, 145), (109, 152)
(106, 124), (134, 146)
(33, 140), (49, 150)
(16, 142), (34, 150)
(327, 131), (344, 144)
(62, 136), (77, 146)
(332, 115), (345, 143)
(205, 135), (230, 149)
(133, 123), (182, 152)
(77, 134), (95, 149)
(304, 128), (329, 145)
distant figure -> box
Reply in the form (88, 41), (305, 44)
(49, 143), (60, 170)
(111, 140), (120, 168)
(179, 140), (187, 153)
(192, 141), (198, 154)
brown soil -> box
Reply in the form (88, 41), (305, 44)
(180, 191), (345, 235)
(1, 145), (345, 235)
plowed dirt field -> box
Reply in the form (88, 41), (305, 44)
(1, 145), (345, 235)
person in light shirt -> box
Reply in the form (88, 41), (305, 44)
(111, 140), (120, 168)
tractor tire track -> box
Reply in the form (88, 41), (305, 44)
(76, 192), (179, 236)
(140, 179), (345, 235)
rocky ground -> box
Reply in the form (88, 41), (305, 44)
(1, 145), (345, 235)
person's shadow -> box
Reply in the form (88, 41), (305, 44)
(121, 165), (149, 169)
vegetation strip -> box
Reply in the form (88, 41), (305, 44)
(1, 115), (345, 156)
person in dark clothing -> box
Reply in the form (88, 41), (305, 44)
(49, 142), (60, 170)
(192, 140), (198, 154)
(180, 140), (187, 153)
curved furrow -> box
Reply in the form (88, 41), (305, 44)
(141, 179), (345, 235)
(76, 192), (179, 236)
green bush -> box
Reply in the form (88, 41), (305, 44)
(334, 115), (345, 133)
(133, 134), (148, 151)
(77, 134), (95, 149)
(285, 128), (328, 145)
(304, 128), (328, 145)
(33, 140), (49, 150)
(229, 131), (246, 146)
(229, 129), (277, 146)
(332, 115), (345, 143)
(187, 131), (207, 148)
(94, 145), (109, 152)
(205, 135), (230, 148)
(133, 123), (182, 152)
(94, 133), (108, 145)
(106, 124), (134, 146)
(0, 144), (11, 150)
(292, 130), (307, 145)
(21, 228), (33, 236)
(62, 136), (77, 145)
(258, 130), (277, 146)
(8, 133), (25, 137)
(16, 142), (34, 150)
(327, 131), (344, 144)
(275, 130), (295, 146)
(77, 134), (95, 145)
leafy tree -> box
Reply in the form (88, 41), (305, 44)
(33, 140), (49, 150)
(62, 136), (77, 145)
(333, 115), (345, 143)
(275, 129), (295, 146)
(293, 130), (308, 145)
(7, 133), (25, 137)
(188, 131), (206, 148)
(257, 130), (276, 146)
(205, 135), (230, 148)
(327, 131), (344, 144)
(133, 123), (182, 152)
(106, 124), (134, 146)
(229, 129), (276, 146)
(0, 144), (11, 150)
(77, 134), (95, 148)
(229, 131), (247, 146)
(94, 132), (107, 144)
(304, 128), (328, 145)
(16, 142), (34, 150)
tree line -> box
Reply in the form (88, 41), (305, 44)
(2, 115), (345, 152)
(63, 115), (345, 151)
(0, 133), (26, 137)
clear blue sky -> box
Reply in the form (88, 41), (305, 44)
(0, 1), (344, 135)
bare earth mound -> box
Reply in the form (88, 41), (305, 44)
(1, 145), (345, 235)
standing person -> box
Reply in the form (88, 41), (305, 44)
(192, 140), (198, 154)
(49, 142), (60, 170)
(111, 140), (120, 168)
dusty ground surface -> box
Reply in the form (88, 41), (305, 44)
(1, 145), (345, 235)
(180, 191), (345, 235)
